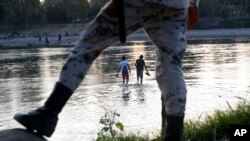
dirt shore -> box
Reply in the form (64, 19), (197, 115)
(1, 28), (250, 48)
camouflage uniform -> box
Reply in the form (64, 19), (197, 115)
(15, 0), (199, 140)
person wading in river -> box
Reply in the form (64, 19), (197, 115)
(14, 0), (199, 140)
(116, 56), (131, 84)
(135, 55), (149, 84)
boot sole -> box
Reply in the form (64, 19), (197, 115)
(14, 114), (55, 137)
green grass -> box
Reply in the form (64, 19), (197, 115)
(97, 134), (146, 141)
(183, 101), (250, 141)
(97, 101), (250, 141)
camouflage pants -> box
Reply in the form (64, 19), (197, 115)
(59, 0), (187, 120)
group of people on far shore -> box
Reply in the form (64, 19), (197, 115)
(116, 55), (150, 85)
(38, 32), (66, 45)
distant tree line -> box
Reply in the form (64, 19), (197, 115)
(199, 0), (250, 17)
(198, 0), (250, 28)
(0, 0), (108, 28)
(0, 0), (250, 30)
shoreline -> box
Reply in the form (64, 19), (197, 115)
(1, 28), (250, 49)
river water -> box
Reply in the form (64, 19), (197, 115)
(0, 42), (250, 140)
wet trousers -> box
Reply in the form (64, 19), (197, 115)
(58, 0), (187, 136)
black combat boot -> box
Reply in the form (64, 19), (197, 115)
(14, 83), (73, 137)
(162, 115), (184, 141)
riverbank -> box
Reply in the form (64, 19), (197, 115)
(1, 28), (250, 49)
(99, 101), (250, 141)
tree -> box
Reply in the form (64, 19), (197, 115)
(0, 0), (43, 28)
(88, 0), (109, 18)
(245, 0), (250, 13)
(62, 0), (90, 23)
(3, 0), (21, 26)
(43, 0), (68, 23)
(19, 0), (43, 30)
(43, 0), (90, 24)
(0, 1), (5, 24)
(199, 0), (229, 17)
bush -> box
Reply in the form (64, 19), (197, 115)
(96, 110), (124, 141)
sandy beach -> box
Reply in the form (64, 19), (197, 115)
(1, 28), (250, 48)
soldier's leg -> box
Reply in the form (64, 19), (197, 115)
(144, 6), (188, 141)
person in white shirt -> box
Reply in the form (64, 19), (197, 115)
(14, 0), (199, 140)
(116, 56), (131, 84)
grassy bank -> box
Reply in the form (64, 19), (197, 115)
(182, 100), (250, 141)
(97, 100), (250, 141)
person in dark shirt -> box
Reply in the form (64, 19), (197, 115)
(135, 55), (149, 84)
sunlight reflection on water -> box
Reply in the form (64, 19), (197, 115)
(0, 42), (250, 140)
